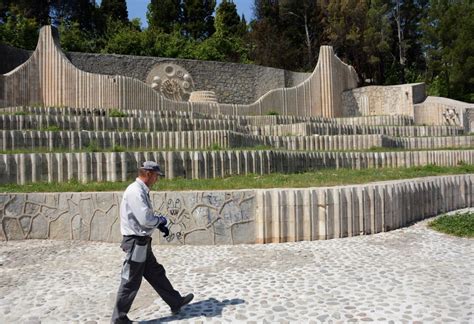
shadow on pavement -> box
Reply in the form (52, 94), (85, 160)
(138, 297), (245, 323)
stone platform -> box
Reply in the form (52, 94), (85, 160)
(0, 209), (472, 323)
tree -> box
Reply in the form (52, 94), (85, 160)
(215, 0), (242, 37)
(280, 0), (322, 70)
(363, 0), (392, 84)
(182, 0), (216, 40)
(422, 0), (474, 102)
(147, 0), (182, 33)
(7, 0), (50, 25)
(389, 0), (428, 83)
(322, 0), (369, 80)
(102, 19), (147, 55)
(249, 0), (289, 68)
(100, 0), (128, 23)
(0, 7), (40, 50)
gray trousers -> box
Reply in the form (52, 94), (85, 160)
(111, 236), (182, 323)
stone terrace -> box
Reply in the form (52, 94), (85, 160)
(0, 106), (472, 184)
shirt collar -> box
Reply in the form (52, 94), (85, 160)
(135, 177), (150, 194)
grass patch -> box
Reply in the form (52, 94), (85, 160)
(108, 109), (129, 118)
(14, 111), (29, 116)
(40, 125), (61, 132)
(0, 164), (472, 193)
(428, 212), (474, 238)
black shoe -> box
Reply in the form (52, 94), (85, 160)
(114, 315), (132, 324)
(171, 293), (194, 315)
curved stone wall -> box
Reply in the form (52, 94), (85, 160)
(0, 41), (309, 105)
(0, 26), (358, 117)
(65, 54), (310, 105)
(1, 174), (471, 244)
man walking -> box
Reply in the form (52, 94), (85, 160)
(111, 161), (193, 324)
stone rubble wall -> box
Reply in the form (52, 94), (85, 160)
(0, 150), (472, 184)
(1, 174), (471, 244)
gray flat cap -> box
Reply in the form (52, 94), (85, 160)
(140, 161), (165, 176)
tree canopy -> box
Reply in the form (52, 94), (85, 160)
(0, 0), (472, 102)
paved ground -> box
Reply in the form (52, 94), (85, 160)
(0, 209), (473, 324)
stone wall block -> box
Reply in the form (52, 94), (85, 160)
(270, 190), (281, 243)
(282, 190), (296, 242)
(254, 190), (266, 243)
(314, 189), (327, 240)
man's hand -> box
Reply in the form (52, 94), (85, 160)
(155, 213), (169, 237)
(157, 222), (170, 237)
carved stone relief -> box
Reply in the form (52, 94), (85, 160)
(146, 63), (195, 101)
(0, 191), (255, 245)
(154, 191), (255, 245)
(442, 108), (460, 126)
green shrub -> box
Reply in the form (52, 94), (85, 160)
(208, 143), (222, 150)
(85, 140), (99, 152)
(112, 145), (126, 152)
(108, 109), (128, 118)
(14, 111), (28, 116)
(267, 111), (279, 116)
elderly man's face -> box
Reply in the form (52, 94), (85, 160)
(142, 170), (161, 188)
(149, 171), (160, 186)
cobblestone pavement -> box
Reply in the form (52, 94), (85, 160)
(0, 209), (473, 324)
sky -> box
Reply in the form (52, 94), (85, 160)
(122, 0), (254, 28)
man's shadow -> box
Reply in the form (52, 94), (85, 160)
(138, 297), (245, 323)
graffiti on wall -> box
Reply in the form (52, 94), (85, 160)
(0, 191), (255, 245)
(155, 191), (255, 245)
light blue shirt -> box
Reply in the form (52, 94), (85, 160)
(120, 178), (160, 236)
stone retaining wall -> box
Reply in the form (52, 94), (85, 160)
(1, 106), (416, 126)
(248, 123), (463, 137)
(0, 112), (463, 137)
(382, 136), (474, 150)
(0, 115), (239, 132)
(255, 174), (473, 243)
(1, 174), (471, 244)
(1, 150), (472, 184)
(0, 130), (235, 151)
(1, 130), (471, 154)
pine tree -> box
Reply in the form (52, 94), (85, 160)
(100, 0), (128, 23)
(280, 0), (321, 69)
(422, 0), (474, 101)
(182, 0), (216, 40)
(322, 0), (368, 79)
(363, 0), (392, 84)
(215, 0), (242, 37)
(147, 0), (182, 33)
(7, 0), (50, 25)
